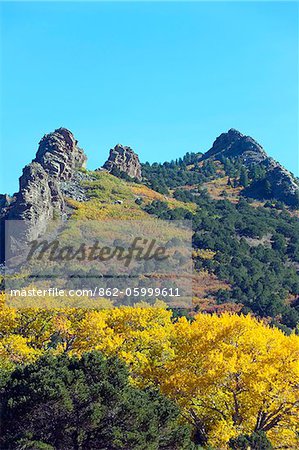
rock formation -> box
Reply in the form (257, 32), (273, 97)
(103, 144), (142, 180)
(0, 126), (298, 262)
(0, 194), (15, 212)
(0, 128), (87, 254)
(202, 129), (299, 206)
(203, 128), (267, 164)
(35, 127), (86, 180)
(7, 162), (64, 235)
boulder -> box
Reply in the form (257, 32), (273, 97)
(103, 144), (142, 180)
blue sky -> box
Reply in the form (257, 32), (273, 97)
(0, 1), (298, 194)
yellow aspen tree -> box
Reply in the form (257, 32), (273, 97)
(156, 313), (299, 448)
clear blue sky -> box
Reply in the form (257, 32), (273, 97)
(0, 1), (298, 195)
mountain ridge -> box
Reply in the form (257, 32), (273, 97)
(1, 127), (298, 256)
(1, 127), (299, 329)
(1, 127), (298, 203)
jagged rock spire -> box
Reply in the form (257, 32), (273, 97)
(35, 127), (87, 180)
(103, 144), (142, 180)
(2, 128), (87, 243)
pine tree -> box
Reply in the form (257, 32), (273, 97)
(264, 179), (272, 198)
(239, 167), (249, 187)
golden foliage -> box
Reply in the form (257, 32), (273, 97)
(192, 248), (217, 260)
(0, 301), (298, 448)
(62, 170), (198, 225)
(158, 313), (299, 448)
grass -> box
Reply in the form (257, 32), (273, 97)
(65, 170), (197, 220)
(203, 176), (243, 203)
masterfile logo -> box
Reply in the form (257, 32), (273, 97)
(5, 219), (192, 308)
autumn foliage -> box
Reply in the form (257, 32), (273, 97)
(0, 296), (298, 448)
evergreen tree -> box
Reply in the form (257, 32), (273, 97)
(1, 352), (193, 450)
(239, 166), (249, 187)
(264, 179), (272, 198)
(229, 431), (273, 450)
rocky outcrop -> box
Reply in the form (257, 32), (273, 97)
(60, 171), (98, 202)
(202, 129), (299, 207)
(0, 128), (87, 255)
(203, 128), (267, 164)
(103, 144), (142, 180)
(7, 162), (64, 239)
(35, 128), (86, 180)
(0, 194), (15, 213)
(262, 158), (299, 206)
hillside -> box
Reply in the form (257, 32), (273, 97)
(1, 127), (299, 330)
(1, 128), (299, 450)
(142, 128), (299, 207)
